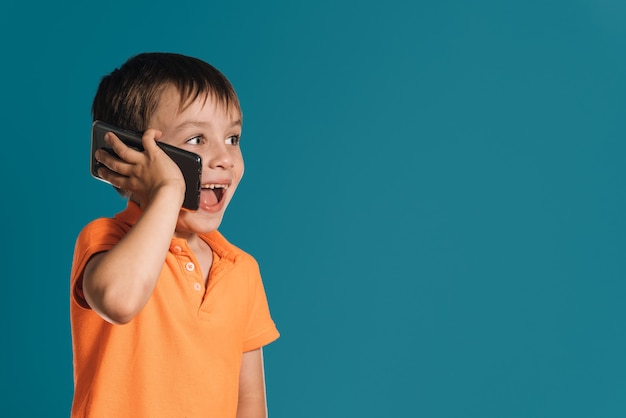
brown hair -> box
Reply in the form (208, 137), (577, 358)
(92, 52), (240, 132)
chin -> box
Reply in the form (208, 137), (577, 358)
(178, 211), (225, 234)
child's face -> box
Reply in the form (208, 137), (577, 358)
(148, 86), (244, 234)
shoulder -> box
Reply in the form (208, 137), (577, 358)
(75, 202), (138, 246)
(76, 216), (131, 248)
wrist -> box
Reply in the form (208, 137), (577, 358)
(154, 181), (186, 207)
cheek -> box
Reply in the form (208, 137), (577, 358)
(236, 156), (244, 180)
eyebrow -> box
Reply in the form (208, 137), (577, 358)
(172, 119), (242, 133)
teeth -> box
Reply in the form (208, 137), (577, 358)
(202, 184), (229, 190)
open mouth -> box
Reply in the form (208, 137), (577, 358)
(201, 183), (229, 206)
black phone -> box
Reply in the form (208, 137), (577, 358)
(90, 120), (202, 211)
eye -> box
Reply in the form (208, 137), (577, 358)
(186, 135), (203, 145)
(226, 135), (240, 146)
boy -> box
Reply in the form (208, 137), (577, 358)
(70, 52), (279, 418)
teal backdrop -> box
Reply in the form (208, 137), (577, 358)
(2, 0), (625, 416)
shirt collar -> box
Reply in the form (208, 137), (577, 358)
(113, 200), (240, 263)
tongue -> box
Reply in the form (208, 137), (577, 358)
(201, 189), (219, 206)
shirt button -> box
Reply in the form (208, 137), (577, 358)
(173, 245), (183, 253)
(193, 283), (202, 291)
(185, 262), (195, 272)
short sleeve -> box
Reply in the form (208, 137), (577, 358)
(70, 219), (130, 309)
(242, 256), (280, 352)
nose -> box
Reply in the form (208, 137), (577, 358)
(205, 142), (234, 170)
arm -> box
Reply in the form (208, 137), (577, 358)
(237, 348), (268, 418)
(82, 129), (186, 324)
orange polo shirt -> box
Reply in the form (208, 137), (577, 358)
(70, 202), (279, 417)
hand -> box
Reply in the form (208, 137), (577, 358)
(95, 129), (186, 208)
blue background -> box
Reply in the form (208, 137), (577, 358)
(2, 0), (625, 416)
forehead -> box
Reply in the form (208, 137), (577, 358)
(152, 85), (241, 124)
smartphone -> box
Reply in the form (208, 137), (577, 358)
(91, 120), (202, 211)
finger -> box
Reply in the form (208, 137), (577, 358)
(97, 160), (145, 193)
(94, 148), (133, 177)
(97, 164), (128, 189)
(140, 129), (163, 155)
(105, 132), (143, 163)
